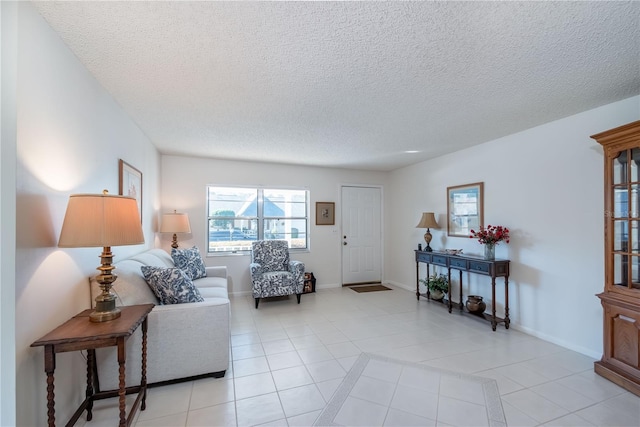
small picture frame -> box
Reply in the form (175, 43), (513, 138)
(447, 182), (483, 237)
(315, 202), (335, 225)
(119, 159), (143, 222)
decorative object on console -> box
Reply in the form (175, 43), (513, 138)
(419, 272), (449, 301)
(470, 224), (510, 260)
(416, 212), (439, 252)
(447, 182), (483, 237)
(58, 190), (144, 322)
(444, 249), (463, 255)
(160, 210), (191, 249)
(466, 295), (487, 314)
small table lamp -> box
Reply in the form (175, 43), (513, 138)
(160, 210), (191, 249)
(416, 212), (439, 252)
(58, 191), (144, 322)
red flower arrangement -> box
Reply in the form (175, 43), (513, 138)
(469, 225), (510, 245)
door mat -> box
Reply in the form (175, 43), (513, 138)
(350, 284), (392, 293)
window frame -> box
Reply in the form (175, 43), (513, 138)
(206, 185), (309, 255)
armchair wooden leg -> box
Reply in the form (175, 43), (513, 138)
(255, 298), (260, 309)
(296, 294), (301, 304)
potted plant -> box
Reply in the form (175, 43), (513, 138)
(419, 272), (449, 301)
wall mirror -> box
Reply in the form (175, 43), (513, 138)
(447, 182), (484, 237)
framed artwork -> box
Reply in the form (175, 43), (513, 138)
(119, 159), (143, 222)
(316, 202), (335, 225)
(447, 182), (483, 237)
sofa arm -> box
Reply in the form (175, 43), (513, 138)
(206, 266), (227, 279)
(95, 299), (230, 390)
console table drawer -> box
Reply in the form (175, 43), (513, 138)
(469, 261), (490, 274)
(432, 255), (447, 266)
(416, 252), (432, 263)
(449, 258), (467, 269)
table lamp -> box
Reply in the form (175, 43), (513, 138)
(416, 212), (439, 252)
(160, 210), (191, 249)
(58, 191), (144, 322)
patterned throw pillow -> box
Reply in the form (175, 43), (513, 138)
(171, 246), (207, 280)
(141, 266), (204, 304)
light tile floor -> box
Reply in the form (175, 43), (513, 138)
(81, 286), (640, 426)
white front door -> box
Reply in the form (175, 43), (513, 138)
(341, 186), (382, 285)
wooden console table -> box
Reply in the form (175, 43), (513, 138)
(31, 304), (154, 427)
(415, 250), (510, 330)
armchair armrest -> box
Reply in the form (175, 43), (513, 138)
(250, 262), (265, 278)
(289, 260), (305, 285)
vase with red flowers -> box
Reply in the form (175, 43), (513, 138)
(469, 225), (510, 260)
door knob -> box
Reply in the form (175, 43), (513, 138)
(343, 242), (347, 245)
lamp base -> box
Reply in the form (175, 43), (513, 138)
(424, 229), (434, 252)
(90, 246), (122, 323)
(171, 233), (179, 249)
(90, 292), (121, 322)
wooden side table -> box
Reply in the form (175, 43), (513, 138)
(31, 304), (154, 427)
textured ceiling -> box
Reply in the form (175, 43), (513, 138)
(33, 1), (640, 171)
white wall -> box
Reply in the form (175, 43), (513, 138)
(161, 155), (388, 294)
(14, 3), (160, 426)
(386, 96), (640, 358)
(1, 1), (18, 425)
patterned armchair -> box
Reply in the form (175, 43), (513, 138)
(250, 240), (305, 308)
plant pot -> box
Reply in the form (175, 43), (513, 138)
(466, 295), (486, 314)
(430, 290), (445, 301)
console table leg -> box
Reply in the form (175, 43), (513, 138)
(504, 277), (510, 329)
(415, 262), (420, 300)
(44, 345), (56, 427)
(491, 278), (497, 331)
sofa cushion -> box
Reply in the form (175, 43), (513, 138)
(141, 266), (204, 304)
(171, 246), (207, 280)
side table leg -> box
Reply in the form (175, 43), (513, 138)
(141, 317), (148, 411)
(44, 345), (56, 427)
(86, 350), (95, 421)
(117, 337), (126, 427)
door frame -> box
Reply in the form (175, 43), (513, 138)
(340, 184), (384, 286)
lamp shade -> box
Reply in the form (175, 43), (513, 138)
(58, 193), (144, 248)
(160, 211), (191, 234)
(416, 212), (439, 229)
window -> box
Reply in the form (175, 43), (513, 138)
(207, 186), (308, 253)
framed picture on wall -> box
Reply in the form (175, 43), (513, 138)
(447, 182), (483, 237)
(119, 159), (143, 222)
(316, 202), (335, 225)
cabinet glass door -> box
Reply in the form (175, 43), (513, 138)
(611, 149), (640, 291)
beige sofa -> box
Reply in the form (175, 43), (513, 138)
(91, 248), (230, 390)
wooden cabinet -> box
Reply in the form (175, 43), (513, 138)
(592, 120), (640, 397)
